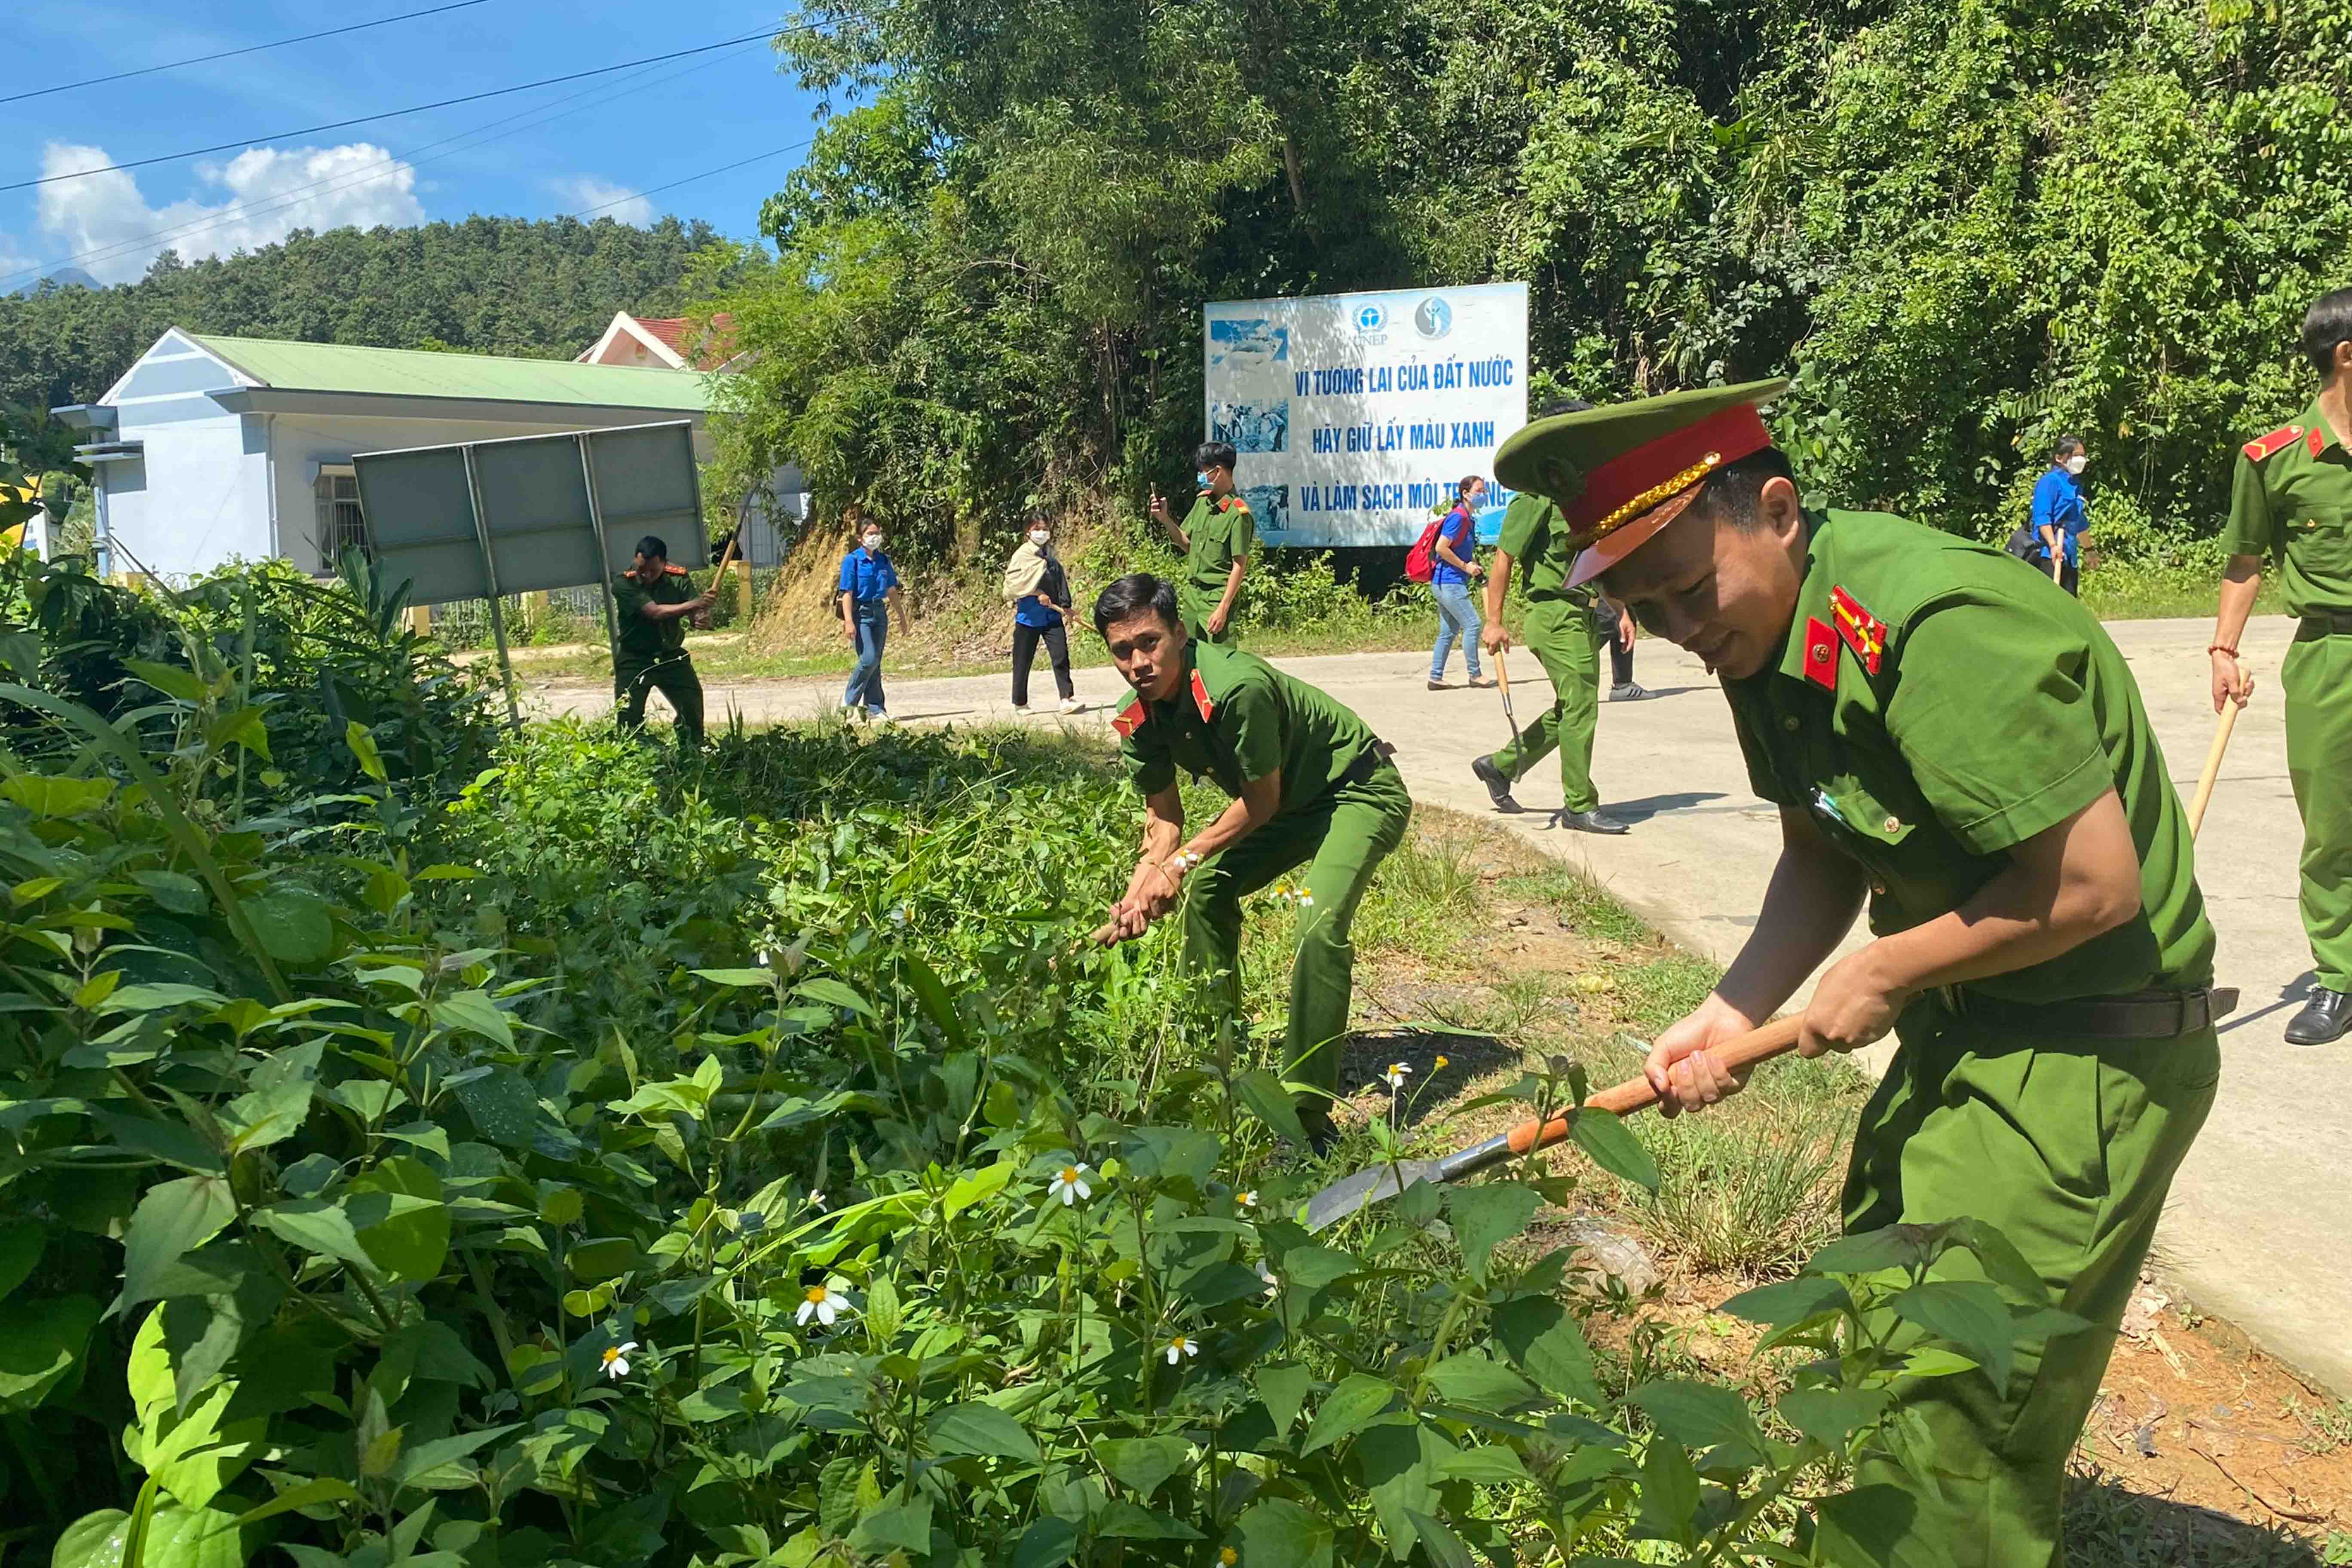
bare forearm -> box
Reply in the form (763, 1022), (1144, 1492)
(2214, 558), (2261, 646)
(1184, 780), (1277, 864)
(1125, 813), (1185, 904)
(1713, 834), (1868, 1023)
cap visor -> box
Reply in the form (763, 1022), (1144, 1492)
(1564, 489), (1700, 590)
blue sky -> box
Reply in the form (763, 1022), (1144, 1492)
(3, 0), (830, 290)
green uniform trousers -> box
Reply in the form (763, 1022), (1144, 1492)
(1179, 589), (1239, 648)
(1180, 761), (1412, 1098)
(2284, 633), (2352, 989)
(1845, 997), (2220, 1568)
(614, 654), (705, 748)
(1489, 598), (1605, 813)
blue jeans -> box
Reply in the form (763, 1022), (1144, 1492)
(1430, 581), (1483, 680)
(843, 604), (889, 714)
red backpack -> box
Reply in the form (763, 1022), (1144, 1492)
(1404, 506), (1463, 584)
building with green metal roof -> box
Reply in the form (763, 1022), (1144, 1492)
(52, 328), (720, 581)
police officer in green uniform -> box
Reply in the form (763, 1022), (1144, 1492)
(1496, 381), (2224, 1568)
(2209, 287), (2352, 1044)
(1149, 441), (1254, 645)
(611, 533), (717, 748)
(1470, 396), (1632, 833)
(1090, 573), (1410, 1142)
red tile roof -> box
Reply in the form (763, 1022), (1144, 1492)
(634, 313), (737, 368)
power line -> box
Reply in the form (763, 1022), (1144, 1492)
(567, 137), (816, 218)
(2, 0), (496, 106)
(3, 18), (848, 193)
(0, 39), (770, 290)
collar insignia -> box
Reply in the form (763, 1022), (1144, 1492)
(1803, 618), (1838, 691)
(1828, 586), (1886, 676)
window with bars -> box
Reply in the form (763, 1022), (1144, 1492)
(313, 469), (368, 569)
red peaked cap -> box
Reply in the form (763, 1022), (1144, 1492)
(1491, 379), (1789, 589)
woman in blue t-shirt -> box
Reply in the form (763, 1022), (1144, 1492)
(1428, 475), (1494, 689)
(2029, 435), (2091, 596)
(837, 505), (909, 720)
(1003, 511), (1080, 714)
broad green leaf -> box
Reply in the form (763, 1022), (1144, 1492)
(205, 708), (270, 762)
(0, 1292), (99, 1412)
(1898, 1347), (1980, 1380)
(1777, 1386), (1893, 1450)
(50, 1510), (131, 1568)
(1357, 1418), (1454, 1557)
(940, 1159), (1012, 1220)
(1635, 1436), (1700, 1548)
(346, 1156), (450, 1283)
(795, 977), (872, 1016)
(689, 968), (775, 987)
(1121, 1126), (1220, 1191)
(235, 1477), (361, 1525)
(1234, 1498), (1333, 1568)
(127, 660), (205, 703)
(1490, 1294), (1603, 1406)
(926, 1401), (1040, 1462)
(0, 1221), (43, 1299)
(1445, 1182), (1541, 1284)
(1569, 1107), (1660, 1191)
(1721, 1274), (1852, 1328)
(1404, 1510), (1476, 1568)
(1889, 1279), (2014, 1394)
(1433, 1444), (1530, 1484)
(130, 1310), (265, 1510)
(899, 952), (968, 1050)
(1254, 1361), (1311, 1438)
(1091, 1501), (1200, 1540)
(254, 1200), (377, 1273)
(1947, 1217), (2053, 1306)
(120, 1176), (238, 1308)
(1232, 1069), (1307, 1145)
(245, 891), (333, 967)
(847, 1498), (930, 1556)
(391, 1423), (524, 1492)
(2, 775), (115, 817)
(132, 1501), (247, 1568)
(344, 720), (387, 782)
(1421, 1352), (1538, 1413)
(1630, 1380), (1768, 1468)
(433, 990), (513, 1049)
(1300, 1372), (1393, 1455)
(1277, 1244), (1360, 1289)
(1813, 1483), (1922, 1568)
(1008, 1517), (1077, 1568)
(1807, 1222), (1948, 1277)
(220, 1081), (312, 1154)
(1093, 1436), (1189, 1498)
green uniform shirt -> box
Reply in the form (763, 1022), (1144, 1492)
(1115, 641), (1378, 818)
(1181, 493), (1256, 613)
(1723, 509), (2214, 1001)
(612, 567), (694, 662)
(2219, 401), (2352, 617)
(1496, 492), (1595, 608)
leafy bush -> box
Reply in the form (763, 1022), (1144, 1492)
(2, 561), (2077, 1568)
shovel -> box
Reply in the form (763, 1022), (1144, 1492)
(2186, 670), (2251, 839)
(1301, 1014), (1805, 1232)
(1494, 643), (1524, 756)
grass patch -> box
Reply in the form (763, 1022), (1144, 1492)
(2061, 1472), (2332, 1567)
(1499, 864), (1652, 945)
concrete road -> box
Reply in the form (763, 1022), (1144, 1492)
(534, 613), (2346, 1392)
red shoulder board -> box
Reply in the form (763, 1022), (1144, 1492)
(1827, 586), (1886, 676)
(2313, 426), (2329, 457)
(1802, 618), (1838, 690)
(1190, 669), (1216, 722)
(663, 563), (689, 576)
(1112, 697), (1148, 740)
(2243, 425), (2303, 462)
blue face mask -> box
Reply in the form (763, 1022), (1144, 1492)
(1196, 471), (1212, 490)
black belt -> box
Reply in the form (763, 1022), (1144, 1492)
(2295, 612), (2352, 640)
(1939, 985), (2237, 1039)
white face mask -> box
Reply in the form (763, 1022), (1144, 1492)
(1029, 530), (1050, 547)
(862, 533), (883, 552)
(2064, 455), (2088, 475)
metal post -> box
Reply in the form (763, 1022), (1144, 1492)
(576, 434), (623, 653)
(460, 445), (523, 730)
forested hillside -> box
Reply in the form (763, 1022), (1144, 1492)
(0, 215), (729, 461)
(710, 0), (2350, 562)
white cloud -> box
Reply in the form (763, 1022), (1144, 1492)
(552, 175), (654, 226)
(35, 141), (427, 285)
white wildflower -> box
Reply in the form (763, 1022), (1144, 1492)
(1383, 1062), (1412, 1091)
(1164, 1334), (1200, 1366)
(1047, 1162), (1093, 1207)
(797, 1284), (848, 1328)
(600, 1341), (638, 1380)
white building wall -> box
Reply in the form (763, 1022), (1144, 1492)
(103, 409), (270, 580)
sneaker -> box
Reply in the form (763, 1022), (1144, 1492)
(1609, 682), (1650, 702)
(1059, 698), (1084, 715)
(1470, 753), (1522, 814)
(1011, 704), (1032, 715)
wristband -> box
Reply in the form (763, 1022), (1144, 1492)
(2207, 643), (2239, 657)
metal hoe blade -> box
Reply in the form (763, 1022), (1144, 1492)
(1302, 1155), (1447, 1233)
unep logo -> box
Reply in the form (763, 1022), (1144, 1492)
(1353, 302), (1387, 333)
(1414, 295), (1453, 339)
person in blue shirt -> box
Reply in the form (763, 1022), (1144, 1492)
(837, 505), (909, 720)
(2030, 435), (2091, 596)
(1428, 475), (1495, 689)
(1004, 510), (1081, 714)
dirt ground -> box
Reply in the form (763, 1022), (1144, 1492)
(1332, 817), (2352, 1562)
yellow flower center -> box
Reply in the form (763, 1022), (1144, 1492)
(1171, 1337), (1188, 1351)
(805, 1286), (827, 1304)
(1060, 1167), (1079, 1182)
(1436, 1054), (1450, 1069)
(600, 1347), (621, 1365)
(1221, 1550), (1239, 1566)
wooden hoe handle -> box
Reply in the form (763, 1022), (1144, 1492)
(1502, 1014), (1808, 1158)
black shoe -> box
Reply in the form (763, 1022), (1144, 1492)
(1555, 808), (1630, 836)
(1471, 754), (1522, 814)
(1609, 682), (1650, 702)
(2285, 988), (2352, 1045)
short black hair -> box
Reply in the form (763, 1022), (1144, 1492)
(1024, 508), (1049, 528)
(2301, 288), (2352, 377)
(634, 535), (668, 561)
(1686, 446), (1798, 533)
(1093, 572), (1182, 638)
(2053, 433), (2083, 461)
(1194, 440), (1238, 474)
(1537, 396), (1596, 418)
